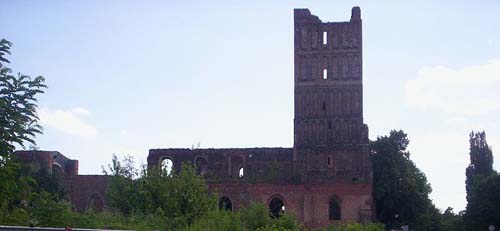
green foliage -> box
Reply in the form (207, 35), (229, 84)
(465, 131), (494, 204)
(181, 209), (242, 231)
(240, 202), (273, 230)
(464, 173), (500, 230)
(28, 191), (73, 227)
(324, 223), (384, 231)
(0, 38), (47, 153)
(464, 131), (499, 231)
(103, 154), (139, 215)
(371, 130), (437, 230)
(439, 207), (464, 231)
(105, 155), (214, 229)
(0, 38), (47, 212)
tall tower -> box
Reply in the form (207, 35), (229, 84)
(293, 7), (371, 184)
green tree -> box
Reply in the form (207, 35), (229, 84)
(103, 154), (140, 215)
(240, 202), (272, 231)
(464, 174), (500, 230)
(439, 207), (465, 231)
(105, 155), (214, 229)
(465, 131), (494, 203)
(464, 131), (499, 230)
(0, 38), (47, 211)
(371, 130), (438, 230)
(0, 39), (47, 155)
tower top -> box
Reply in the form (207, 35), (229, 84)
(351, 6), (361, 21)
(294, 7), (361, 23)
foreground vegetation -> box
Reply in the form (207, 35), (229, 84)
(1, 38), (499, 230)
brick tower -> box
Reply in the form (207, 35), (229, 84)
(293, 6), (373, 222)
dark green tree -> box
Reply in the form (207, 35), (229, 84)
(464, 174), (500, 231)
(0, 38), (47, 210)
(465, 131), (494, 201)
(440, 207), (465, 231)
(464, 131), (499, 230)
(0, 39), (47, 155)
(371, 130), (439, 230)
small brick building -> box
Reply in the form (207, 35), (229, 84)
(15, 7), (373, 228)
(14, 150), (109, 213)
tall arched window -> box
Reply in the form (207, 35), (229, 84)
(195, 157), (208, 176)
(329, 198), (341, 220)
(230, 156), (244, 178)
(52, 163), (64, 177)
(161, 157), (173, 176)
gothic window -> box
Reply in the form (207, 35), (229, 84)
(230, 156), (244, 178)
(161, 157), (174, 176)
(195, 156), (208, 176)
(323, 31), (328, 45)
(329, 198), (341, 220)
(312, 30), (318, 48)
(323, 69), (328, 80)
(52, 163), (64, 177)
(301, 28), (308, 48)
(269, 197), (285, 218)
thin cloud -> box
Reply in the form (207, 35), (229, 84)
(38, 107), (97, 137)
(405, 59), (500, 116)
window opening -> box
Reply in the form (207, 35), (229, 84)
(329, 198), (341, 220)
(239, 167), (244, 178)
(219, 197), (233, 211)
(269, 197), (285, 218)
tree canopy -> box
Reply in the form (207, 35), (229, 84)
(464, 131), (499, 230)
(0, 38), (47, 212)
(371, 130), (438, 230)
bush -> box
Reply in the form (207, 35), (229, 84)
(325, 223), (384, 231)
(240, 202), (272, 230)
(181, 209), (242, 231)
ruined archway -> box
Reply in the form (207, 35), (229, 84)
(160, 157), (173, 176)
(329, 196), (341, 221)
(52, 163), (64, 177)
(219, 196), (232, 211)
(268, 196), (285, 218)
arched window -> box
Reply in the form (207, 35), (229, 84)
(195, 157), (208, 176)
(161, 157), (173, 176)
(329, 198), (341, 220)
(52, 163), (64, 177)
(88, 193), (104, 212)
(219, 196), (232, 211)
(269, 197), (285, 218)
(230, 156), (244, 178)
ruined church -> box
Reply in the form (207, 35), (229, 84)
(16, 7), (373, 228)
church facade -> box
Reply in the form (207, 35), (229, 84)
(16, 7), (373, 228)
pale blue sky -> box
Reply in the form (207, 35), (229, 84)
(2, 0), (500, 212)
